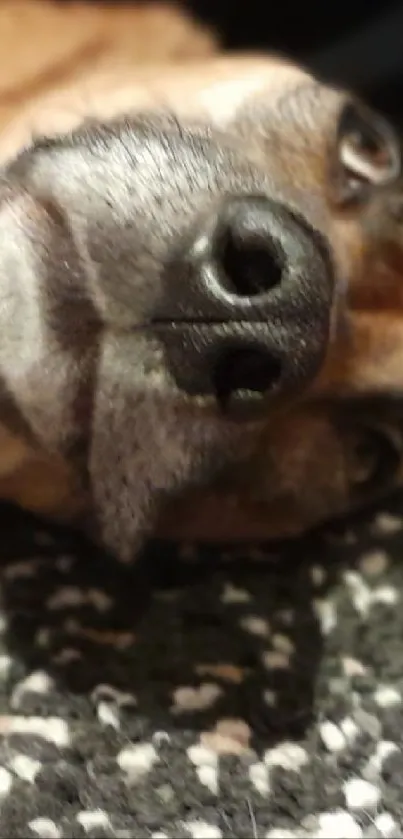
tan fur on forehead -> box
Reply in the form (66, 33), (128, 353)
(0, 1), (217, 116)
(0, 55), (313, 163)
(0, 0), (217, 160)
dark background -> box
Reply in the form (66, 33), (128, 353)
(73, 0), (403, 122)
(184, 0), (403, 121)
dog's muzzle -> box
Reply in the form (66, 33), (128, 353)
(153, 195), (334, 420)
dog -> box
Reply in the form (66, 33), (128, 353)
(0, 8), (402, 558)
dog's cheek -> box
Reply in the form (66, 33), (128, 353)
(243, 412), (352, 523)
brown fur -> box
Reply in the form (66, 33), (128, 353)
(0, 1), (216, 123)
(0, 2), (402, 549)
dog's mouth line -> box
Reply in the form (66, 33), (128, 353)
(148, 318), (272, 328)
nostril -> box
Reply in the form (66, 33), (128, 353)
(213, 197), (285, 299)
(211, 346), (282, 418)
(218, 227), (283, 298)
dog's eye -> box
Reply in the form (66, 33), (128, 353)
(334, 102), (401, 205)
(349, 425), (400, 498)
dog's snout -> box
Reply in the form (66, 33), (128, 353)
(154, 195), (335, 420)
(212, 196), (284, 299)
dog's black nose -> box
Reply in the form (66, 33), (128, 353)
(154, 195), (334, 420)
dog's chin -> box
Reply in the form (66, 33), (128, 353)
(83, 367), (267, 561)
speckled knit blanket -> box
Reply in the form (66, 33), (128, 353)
(0, 497), (402, 839)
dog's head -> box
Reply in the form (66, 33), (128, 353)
(1, 56), (402, 555)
